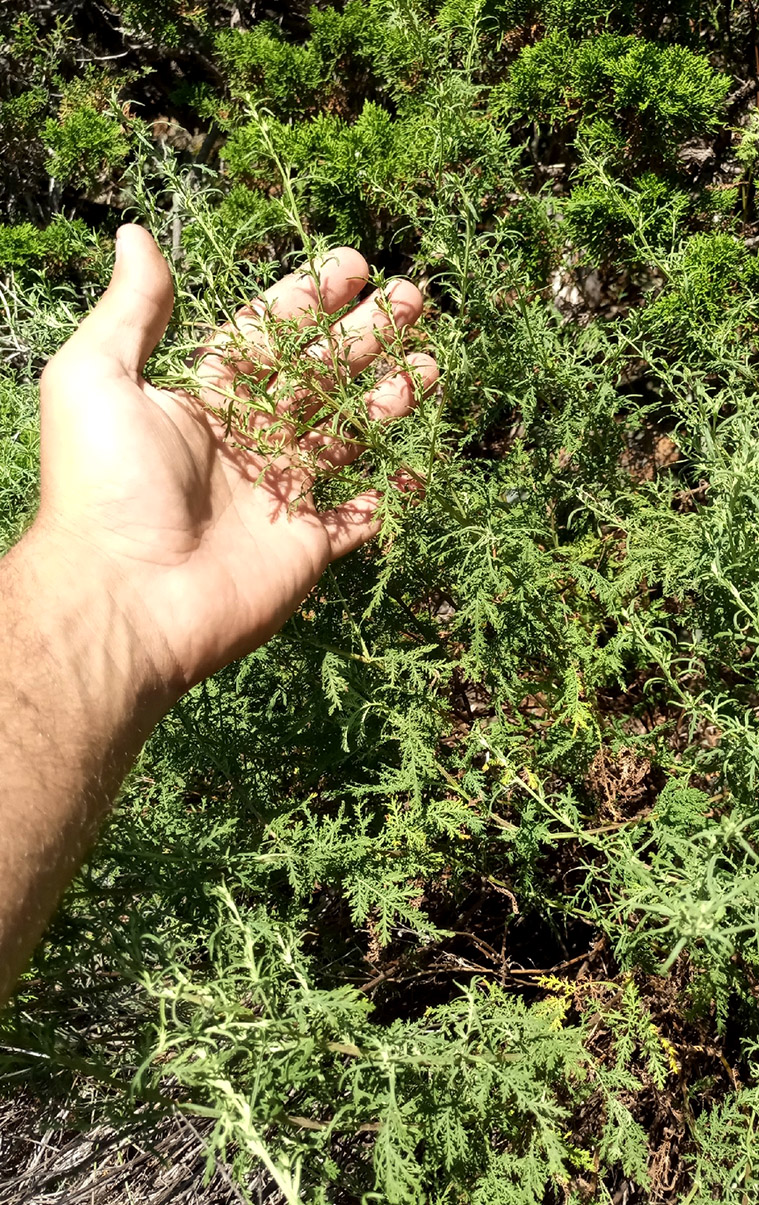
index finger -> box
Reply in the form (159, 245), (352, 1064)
(195, 247), (369, 402)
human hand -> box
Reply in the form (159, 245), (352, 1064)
(36, 225), (437, 700)
(0, 223), (440, 996)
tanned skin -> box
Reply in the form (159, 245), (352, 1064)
(0, 225), (437, 1001)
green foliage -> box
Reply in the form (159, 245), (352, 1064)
(134, 895), (586, 1204)
(688, 1089), (759, 1202)
(573, 35), (729, 140)
(3, 1), (759, 1201)
(43, 104), (130, 191)
(564, 168), (691, 263)
(0, 379), (39, 551)
(498, 31), (730, 157)
(223, 102), (400, 246)
(0, 87), (48, 139)
(215, 4), (375, 116)
(0, 216), (91, 271)
(112, 0), (212, 48)
(585, 783), (759, 1023)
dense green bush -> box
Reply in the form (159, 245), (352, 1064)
(3, 0), (759, 1201)
(500, 32), (730, 146)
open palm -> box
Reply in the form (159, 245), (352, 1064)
(38, 226), (437, 690)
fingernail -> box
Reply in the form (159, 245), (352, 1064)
(390, 470), (425, 497)
(115, 226), (124, 262)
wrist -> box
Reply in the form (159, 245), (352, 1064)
(6, 521), (182, 724)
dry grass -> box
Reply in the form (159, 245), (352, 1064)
(0, 1101), (280, 1205)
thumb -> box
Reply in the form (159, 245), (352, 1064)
(76, 224), (174, 377)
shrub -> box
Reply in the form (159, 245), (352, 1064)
(2, 2), (759, 1202)
(43, 106), (130, 191)
(0, 214), (95, 270)
(497, 31), (730, 159)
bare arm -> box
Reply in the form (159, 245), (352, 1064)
(0, 531), (175, 998)
(0, 225), (437, 1001)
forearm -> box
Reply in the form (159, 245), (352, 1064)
(0, 528), (174, 1000)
